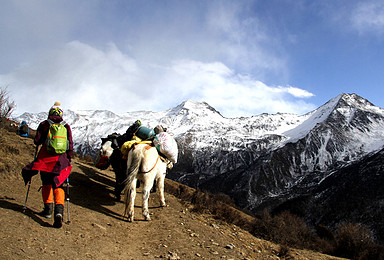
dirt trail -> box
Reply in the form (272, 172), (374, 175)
(0, 128), (344, 259)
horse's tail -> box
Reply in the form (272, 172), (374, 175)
(123, 145), (143, 217)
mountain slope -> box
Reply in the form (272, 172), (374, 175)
(0, 126), (343, 260)
(273, 147), (384, 242)
(195, 94), (384, 242)
(174, 94), (384, 201)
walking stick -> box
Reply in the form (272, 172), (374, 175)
(22, 181), (31, 212)
(23, 146), (39, 212)
(66, 177), (71, 224)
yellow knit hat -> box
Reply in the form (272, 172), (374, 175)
(49, 101), (63, 117)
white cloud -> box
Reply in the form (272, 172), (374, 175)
(282, 86), (315, 98)
(160, 60), (316, 117)
(351, 2), (384, 34)
(1, 41), (315, 118)
(0, 1), (320, 118)
(204, 1), (287, 78)
(1, 41), (141, 114)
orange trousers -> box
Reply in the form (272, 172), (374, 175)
(42, 185), (65, 205)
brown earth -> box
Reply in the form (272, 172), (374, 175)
(0, 126), (345, 259)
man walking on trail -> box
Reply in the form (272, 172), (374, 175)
(22, 101), (73, 228)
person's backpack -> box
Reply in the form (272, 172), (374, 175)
(19, 124), (29, 137)
(46, 119), (68, 154)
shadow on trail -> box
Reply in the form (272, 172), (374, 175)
(0, 197), (52, 227)
(67, 162), (164, 222)
(68, 162), (126, 221)
(77, 163), (116, 188)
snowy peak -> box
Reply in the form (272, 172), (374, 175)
(84, 110), (119, 119)
(305, 93), (380, 124)
(333, 93), (384, 119)
(325, 93), (384, 127)
(283, 93), (384, 143)
(282, 95), (339, 141)
(181, 100), (212, 111)
(167, 100), (223, 118)
(164, 100), (226, 137)
(337, 93), (376, 110)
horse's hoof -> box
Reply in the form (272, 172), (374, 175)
(160, 203), (167, 207)
(144, 215), (151, 221)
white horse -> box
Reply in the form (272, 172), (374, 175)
(123, 143), (173, 222)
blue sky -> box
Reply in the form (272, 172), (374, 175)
(1, 0), (384, 117)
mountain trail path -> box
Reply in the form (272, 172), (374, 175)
(0, 127), (344, 259)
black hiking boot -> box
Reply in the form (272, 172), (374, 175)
(53, 204), (64, 228)
(39, 203), (53, 218)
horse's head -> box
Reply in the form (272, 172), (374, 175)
(101, 140), (114, 157)
(95, 139), (114, 170)
(166, 161), (173, 170)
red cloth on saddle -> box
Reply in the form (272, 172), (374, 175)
(96, 155), (109, 169)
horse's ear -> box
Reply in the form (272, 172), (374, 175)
(101, 138), (107, 144)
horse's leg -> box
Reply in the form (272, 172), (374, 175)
(142, 177), (153, 221)
(157, 174), (166, 207)
(114, 167), (125, 201)
(127, 179), (137, 222)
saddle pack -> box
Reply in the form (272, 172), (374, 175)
(153, 132), (178, 163)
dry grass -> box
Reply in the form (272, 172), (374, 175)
(0, 122), (36, 181)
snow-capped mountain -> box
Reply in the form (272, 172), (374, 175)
(193, 93), (384, 202)
(16, 99), (312, 156)
(15, 93), (384, 240)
